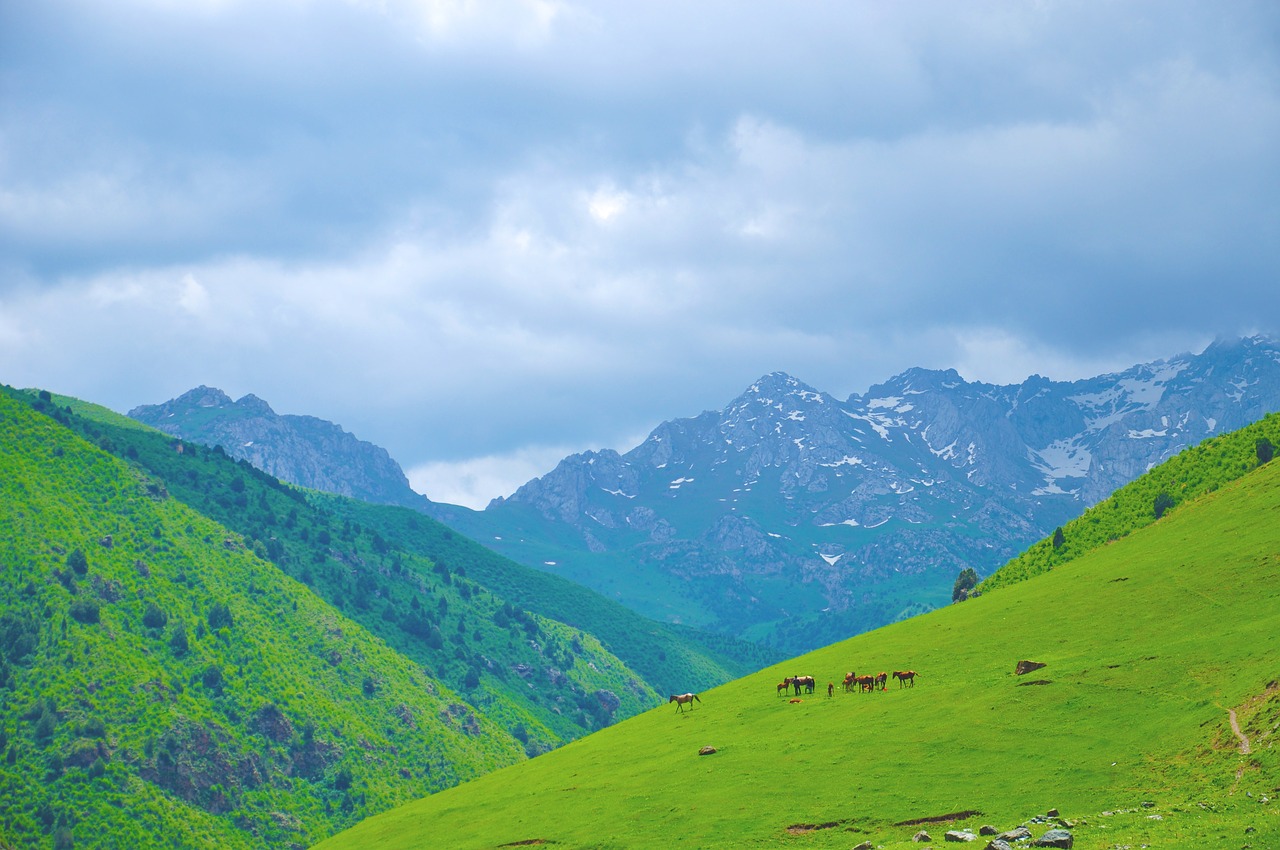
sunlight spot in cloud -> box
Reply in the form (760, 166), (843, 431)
(587, 188), (630, 223)
(407, 443), (582, 509)
(178, 273), (210, 315)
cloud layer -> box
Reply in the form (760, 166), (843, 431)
(2, 1), (1278, 506)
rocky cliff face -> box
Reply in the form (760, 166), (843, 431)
(475, 335), (1280, 650)
(128, 387), (434, 512)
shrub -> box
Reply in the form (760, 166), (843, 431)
(1153, 491), (1175, 519)
(951, 568), (979, 602)
(69, 600), (100, 624)
(142, 603), (167, 630)
(1259, 437), (1275, 465)
(67, 549), (89, 576)
(1052, 527), (1065, 549)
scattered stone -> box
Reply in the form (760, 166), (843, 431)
(979, 826), (998, 835)
(1140, 801), (1155, 808)
(698, 746), (717, 756)
(1015, 660), (1047, 675)
(1033, 829), (1073, 848)
(99, 534), (113, 548)
(997, 827), (1032, 842)
(1046, 809), (1059, 817)
(853, 842), (874, 850)
(944, 831), (977, 843)
(914, 830), (932, 842)
(984, 841), (1013, 850)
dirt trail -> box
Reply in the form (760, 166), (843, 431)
(1227, 709), (1251, 754)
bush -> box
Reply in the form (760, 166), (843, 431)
(1153, 491), (1175, 519)
(69, 600), (100, 624)
(1052, 527), (1065, 549)
(67, 549), (89, 576)
(951, 568), (979, 602)
(142, 603), (168, 630)
(1259, 437), (1275, 465)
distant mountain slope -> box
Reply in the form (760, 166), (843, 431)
(315, 430), (1280, 850)
(129, 336), (1280, 656)
(128, 386), (433, 512)
(454, 334), (1280, 651)
(0, 391), (528, 849)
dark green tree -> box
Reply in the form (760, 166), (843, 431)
(1052, 527), (1065, 549)
(1258, 437), (1275, 465)
(952, 567), (979, 602)
(1153, 491), (1175, 519)
(66, 549), (89, 576)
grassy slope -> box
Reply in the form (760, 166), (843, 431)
(317, 453), (1280, 848)
(315, 495), (780, 698)
(981, 411), (1280, 593)
(8, 387), (661, 750)
(0, 393), (528, 849)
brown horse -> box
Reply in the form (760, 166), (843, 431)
(875, 672), (888, 691)
(670, 693), (701, 712)
(777, 678), (793, 696)
(792, 675), (816, 695)
(892, 670), (917, 688)
(842, 672), (856, 693)
(854, 674), (876, 693)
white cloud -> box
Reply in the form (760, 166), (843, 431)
(407, 443), (585, 509)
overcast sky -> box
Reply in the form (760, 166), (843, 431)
(2, 1), (1278, 508)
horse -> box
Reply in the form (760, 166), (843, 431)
(827, 682), (834, 698)
(854, 674), (876, 693)
(842, 672), (856, 693)
(777, 678), (793, 696)
(670, 693), (701, 713)
(892, 670), (917, 688)
(792, 675), (816, 695)
(875, 672), (888, 691)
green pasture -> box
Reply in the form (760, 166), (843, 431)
(318, 458), (1280, 849)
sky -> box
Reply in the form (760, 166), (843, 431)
(2, 1), (1278, 509)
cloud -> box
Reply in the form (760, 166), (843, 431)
(1, 0), (1277, 503)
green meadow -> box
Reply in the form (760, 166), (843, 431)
(318, 454), (1280, 848)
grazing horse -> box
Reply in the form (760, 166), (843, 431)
(842, 672), (856, 693)
(827, 682), (834, 698)
(777, 678), (793, 696)
(875, 672), (888, 691)
(893, 670), (917, 688)
(854, 674), (876, 693)
(670, 693), (701, 713)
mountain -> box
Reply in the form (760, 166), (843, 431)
(452, 334), (1280, 651)
(0, 385), (771, 849)
(128, 336), (1280, 656)
(128, 387), (433, 513)
(314, 425), (1280, 849)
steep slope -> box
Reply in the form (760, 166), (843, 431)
(0, 392), (528, 849)
(317, 438), (1280, 849)
(9, 388), (659, 754)
(458, 334), (1280, 652)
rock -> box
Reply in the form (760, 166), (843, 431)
(853, 842), (874, 850)
(1015, 660), (1046, 675)
(1045, 809), (1059, 817)
(1033, 829), (1073, 848)
(944, 831), (977, 842)
(997, 827), (1032, 842)
(979, 825), (998, 835)
(698, 746), (717, 756)
(913, 830), (932, 842)
(984, 842), (1013, 850)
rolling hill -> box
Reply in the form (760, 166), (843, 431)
(315, 429), (1280, 848)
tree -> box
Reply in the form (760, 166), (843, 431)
(1259, 437), (1275, 466)
(67, 548), (89, 576)
(1153, 491), (1175, 519)
(952, 567), (979, 602)
(1052, 527), (1065, 549)
(142, 603), (167, 630)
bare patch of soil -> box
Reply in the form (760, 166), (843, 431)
(785, 821), (843, 834)
(894, 810), (982, 827)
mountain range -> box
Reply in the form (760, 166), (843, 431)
(131, 335), (1280, 654)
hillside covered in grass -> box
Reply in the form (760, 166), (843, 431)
(980, 410), (1280, 593)
(0, 392), (531, 849)
(318, 436), (1280, 849)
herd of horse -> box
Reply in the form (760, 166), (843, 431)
(777, 669), (917, 697)
(668, 669), (918, 713)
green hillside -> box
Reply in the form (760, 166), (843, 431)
(6, 387), (665, 752)
(0, 392), (529, 849)
(981, 411), (1280, 593)
(317, 441), (1280, 848)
